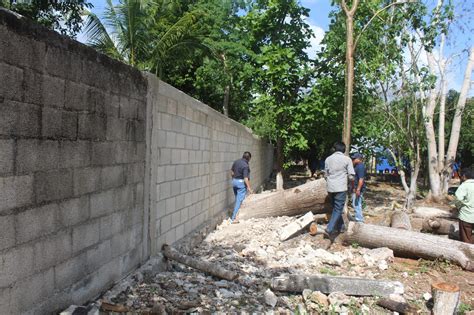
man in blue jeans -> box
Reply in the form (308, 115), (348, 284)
(230, 152), (253, 223)
(351, 153), (366, 222)
(324, 142), (355, 237)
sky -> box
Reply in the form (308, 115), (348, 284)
(82, 0), (472, 93)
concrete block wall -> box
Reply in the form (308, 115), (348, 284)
(146, 76), (273, 254)
(0, 8), (273, 314)
(0, 10), (147, 314)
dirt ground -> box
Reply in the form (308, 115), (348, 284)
(94, 166), (474, 314)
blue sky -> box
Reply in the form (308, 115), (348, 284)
(83, 0), (472, 93)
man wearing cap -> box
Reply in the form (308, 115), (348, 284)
(351, 152), (366, 222)
(230, 151), (253, 223)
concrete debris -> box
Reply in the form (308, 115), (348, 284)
(264, 288), (278, 307)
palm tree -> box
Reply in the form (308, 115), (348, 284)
(84, 0), (205, 77)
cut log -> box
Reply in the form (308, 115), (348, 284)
(376, 298), (417, 314)
(391, 211), (412, 230)
(271, 274), (404, 296)
(420, 218), (459, 235)
(344, 222), (474, 271)
(162, 245), (238, 281)
(314, 213), (330, 223)
(413, 207), (454, 219)
(237, 178), (330, 220)
(280, 211), (314, 241)
(309, 223), (326, 236)
(431, 282), (460, 315)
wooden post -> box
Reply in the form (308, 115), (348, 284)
(431, 282), (460, 315)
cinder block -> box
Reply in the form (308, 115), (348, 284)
(42, 75), (65, 107)
(0, 175), (33, 213)
(119, 96), (137, 119)
(171, 149), (180, 165)
(72, 219), (100, 253)
(170, 181), (181, 198)
(126, 162), (144, 184)
(0, 287), (11, 314)
(65, 81), (89, 111)
(171, 211), (180, 228)
(45, 46), (71, 78)
(106, 116), (127, 141)
(54, 252), (88, 291)
(165, 131), (176, 148)
(0, 100), (40, 137)
(135, 182), (144, 206)
(33, 231), (72, 272)
(158, 182), (171, 200)
(0, 63), (23, 101)
(165, 165), (176, 181)
(0, 214), (14, 251)
(114, 185), (133, 211)
(23, 69), (42, 104)
(0, 139), (14, 175)
(160, 214), (171, 233)
(101, 165), (124, 190)
(175, 224), (184, 240)
(16, 139), (59, 173)
(165, 197), (176, 215)
(42, 107), (78, 139)
(135, 120), (145, 141)
(10, 267), (54, 314)
(73, 167), (101, 196)
(0, 244), (34, 288)
(58, 196), (89, 227)
(86, 239), (112, 272)
(90, 189), (115, 218)
(15, 203), (58, 244)
(91, 142), (115, 166)
(88, 88), (106, 114)
(159, 148), (172, 165)
(78, 113), (106, 140)
(59, 140), (91, 168)
(104, 93), (120, 117)
(35, 169), (73, 202)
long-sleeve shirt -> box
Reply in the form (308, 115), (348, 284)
(324, 152), (355, 193)
(455, 179), (474, 224)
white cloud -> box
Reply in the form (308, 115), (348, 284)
(306, 22), (325, 59)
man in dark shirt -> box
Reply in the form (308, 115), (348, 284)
(230, 151), (253, 223)
(351, 152), (366, 222)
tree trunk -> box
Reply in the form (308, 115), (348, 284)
(431, 282), (460, 315)
(412, 206), (454, 219)
(444, 46), (474, 193)
(276, 137), (284, 190)
(344, 222), (474, 271)
(280, 211), (315, 241)
(391, 211), (412, 230)
(271, 274), (404, 296)
(237, 179), (330, 220)
(162, 245), (238, 281)
(376, 298), (417, 314)
(420, 218), (458, 235)
(222, 84), (230, 117)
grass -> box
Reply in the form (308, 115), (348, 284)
(320, 267), (339, 276)
(459, 302), (473, 314)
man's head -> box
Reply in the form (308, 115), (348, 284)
(333, 142), (346, 153)
(242, 151), (252, 161)
(351, 152), (364, 164)
(461, 167), (473, 181)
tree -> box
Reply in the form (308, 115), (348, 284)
(0, 0), (92, 37)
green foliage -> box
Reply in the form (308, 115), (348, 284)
(459, 302), (473, 314)
(1, 0), (92, 36)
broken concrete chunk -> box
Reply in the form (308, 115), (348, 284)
(264, 288), (278, 307)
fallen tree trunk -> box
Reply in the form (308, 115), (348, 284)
(431, 282), (460, 315)
(271, 274), (404, 296)
(391, 211), (412, 230)
(344, 222), (474, 271)
(162, 245), (238, 281)
(412, 207), (454, 219)
(237, 178), (330, 220)
(420, 218), (458, 235)
(376, 298), (417, 314)
(280, 211), (314, 241)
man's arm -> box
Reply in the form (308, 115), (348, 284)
(244, 177), (253, 194)
(455, 184), (467, 209)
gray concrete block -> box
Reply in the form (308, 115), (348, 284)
(101, 165), (125, 190)
(91, 141), (115, 166)
(15, 203), (58, 244)
(45, 46), (71, 78)
(0, 287), (12, 315)
(65, 81), (90, 111)
(90, 189), (115, 218)
(99, 212), (123, 240)
(73, 167), (102, 196)
(34, 230), (72, 272)
(0, 100), (41, 138)
(106, 116), (127, 141)
(10, 267), (54, 314)
(160, 214), (171, 233)
(165, 165), (176, 181)
(158, 182), (171, 200)
(59, 140), (91, 168)
(72, 219), (100, 253)
(165, 131), (177, 148)
(22, 69), (42, 105)
(42, 75), (65, 107)
(0, 62), (23, 101)
(0, 244), (34, 287)
(104, 93), (120, 118)
(171, 211), (180, 228)
(58, 196), (89, 227)
(35, 169), (73, 203)
(16, 139), (59, 173)
(88, 88), (106, 114)
(54, 252), (88, 291)
(0, 139), (14, 175)
(175, 224), (184, 240)
(42, 107), (78, 139)
(0, 175), (33, 213)
(0, 214), (14, 251)
(159, 148), (172, 165)
(86, 239), (112, 272)
(165, 197), (176, 215)
(126, 162), (144, 184)
(78, 113), (107, 140)
(120, 96), (137, 119)
(114, 185), (133, 211)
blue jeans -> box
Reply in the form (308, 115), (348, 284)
(231, 179), (247, 220)
(326, 192), (346, 233)
(352, 192), (364, 222)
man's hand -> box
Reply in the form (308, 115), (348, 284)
(247, 188), (254, 195)
(356, 188), (361, 197)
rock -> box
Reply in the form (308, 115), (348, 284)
(311, 291), (329, 308)
(423, 292), (432, 301)
(361, 304), (370, 313)
(378, 260), (388, 270)
(264, 289), (278, 307)
(297, 303), (307, 314)
(150, 303), (166, 315)
(302, 289), (312, 302)
(314, 248), (344, 266)
(328, 292), (350, 306)
(389, 294), (406, 303)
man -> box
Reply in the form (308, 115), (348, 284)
(351, 152), (366, 222)
(230, 152), (253, 223)
(455, 168), (474, 243)
(324, 142), (355, 236)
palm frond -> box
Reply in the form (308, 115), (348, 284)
(84, 12), (122, 61)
